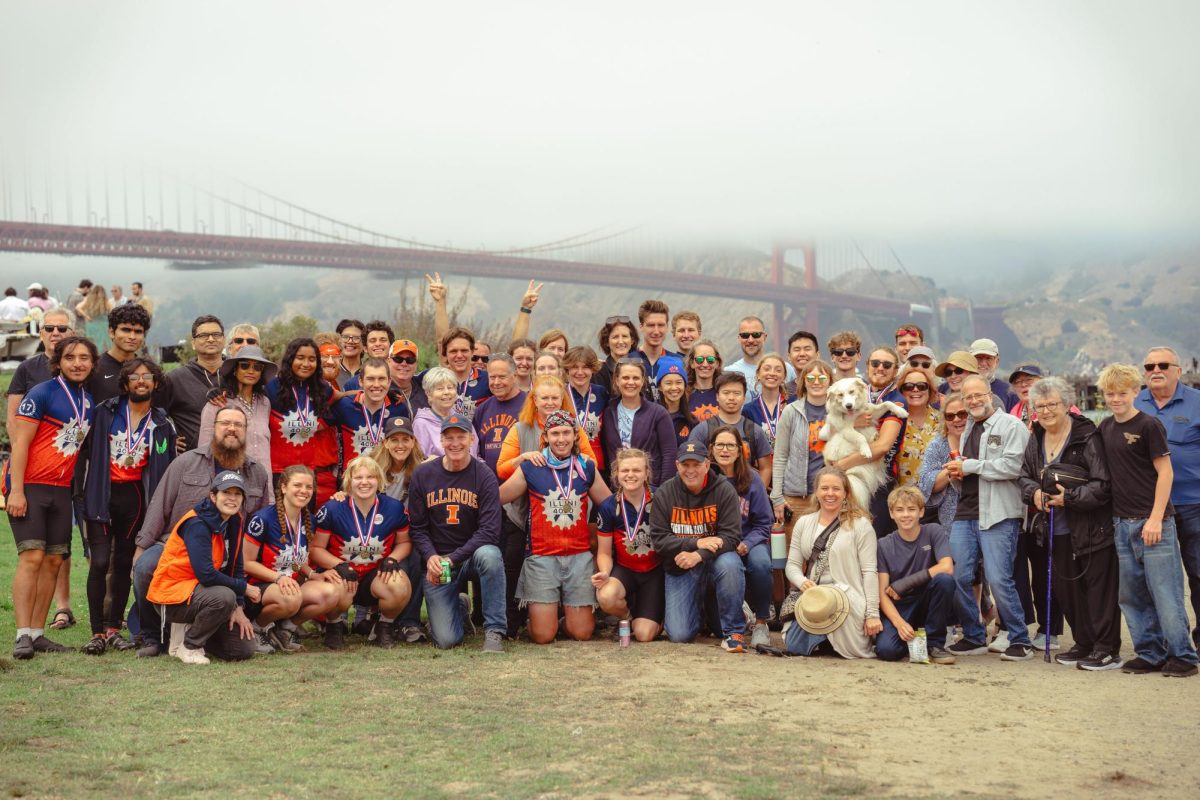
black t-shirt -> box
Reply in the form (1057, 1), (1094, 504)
(877, 523), (950, 583)
(954, 423), (985, 520)
(87, 353), (126, 404)
(1099, 412), (1174, 518)
(7, 354), (50, 398)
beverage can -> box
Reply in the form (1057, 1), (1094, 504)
(440, 558), (452, 585)
(949, 450), (961, 461)
(618, 619), (631, 647)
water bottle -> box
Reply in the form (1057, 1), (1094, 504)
(618, 619), (631, 648)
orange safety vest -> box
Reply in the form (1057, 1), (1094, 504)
(147, 509), (243, 606)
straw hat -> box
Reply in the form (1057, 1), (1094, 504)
(796, 585), (850, 635)
(934, 350), (979, 378)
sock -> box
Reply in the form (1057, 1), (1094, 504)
(31, 628), (44, 639)
(16, 627), (32, 641)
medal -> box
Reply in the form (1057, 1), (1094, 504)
(123, 455), (135, 467)
(57, 377), (89, 445)
(292, 387), (313, 431)
(757, 394), (781, 445)
(359, 402), (385, 447)
(619, 491), (649, 557)
(122, 400), (151, 468)
(351, 497), (379, 559)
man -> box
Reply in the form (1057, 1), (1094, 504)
(894, 324), (924, 361)
(787, 330), (819, 374)
(826, 331), (862, 380)
(687, 371), (773, 486)
(226, 323), (259, 358)
(0, 287), (29, 321)
(363, 320), (395, 360)
(472, 341), (492, 366)
(329, 358), (409, 462)
(131, 405), (273, 657)
(161, 315), (224, 453)
(671, 311), (702, 358)
(110, 285), (128, 307)
(875, 486), (957, 664)
(727, 316), (795, 400)
(637, 299), (677, 369)
(130, 281), (154, 316)
(968, 338), (1019, 411)
(344, 338), (427, 411)
(408, 415), (507, 652)
(1134, 347), (1200, 652)
(427, 326), (490, 420)
(64, 279), (92, 331)
(87, 303), (153, 403)
(335, 318), (366, 388)
(945, 375), (1033, 660)
(649, 442), (747, 651)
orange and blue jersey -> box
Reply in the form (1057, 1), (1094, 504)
(265, 378), (331, 474)
(596, 491), (660, 572)
(329, 394), (409, 462)
(105, 397), (156, 483)
(570, 383), (607, 471)
(11, 377), (94, 488)
(246, 506), (310, 583)
(314, 494), (409, 578)
(520, 455), (595, 557)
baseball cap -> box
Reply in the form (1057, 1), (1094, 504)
(1008, 364), (1044, 383)
(969, 338), (999, 357)
(383, 416), (413, 438)
(26, 282), (44, 292)
(440, 414), (472, 433)
(906, 345), (935, 362)
(390, 339), (419, 358)
(211, 471), (246, 492)
(677, 441), (708, 462)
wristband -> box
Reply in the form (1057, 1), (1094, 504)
(519, 306), (533, 314)
(890, 569), (932, 597)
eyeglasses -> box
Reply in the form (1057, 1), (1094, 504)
(42, 324), (71, 333)
(193, 331), (224, 340)
(231, 337), (258, 346)
(711, 441), (739, 450)
(215, 420), (247, 429)
(869, 359), (895, 370)
(340, 335), (362, 344)
(738, 331), (765, 340)
(1144, 362), (1178, 372)
(605, 315), (631, 325)
(945, 367), (968, 376)
(962, 393), (990, 403)
(693, 355), (717, 364)
(391, 355), (417, 365)
(127, 374), (156, 383)
(944, 410), (969, 421)
(900, 382), (929, 392)
(1033, 401), (1062, 413)
(908, 359), (932, 369)
(804, 373), (831, 384)
(237, 361), (265, 372)
(830, 348), (858, 357)
(470, 355), (489, 363)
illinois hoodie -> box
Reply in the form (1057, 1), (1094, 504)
(649, 466), (742, 575)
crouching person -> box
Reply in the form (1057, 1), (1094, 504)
(146, 472), (261, 664)
(875, 486), (957, 664)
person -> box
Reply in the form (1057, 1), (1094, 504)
(473, 354), (527, 475)
(198, 345), (275, 468)
(685, 339), (722, 421)
(826, 331), (862, 381)
(130, 281), (154, 316)
(784, 467), (881, 658)
(784, 330), (819, 395)
(1134, 346), (1200, 651)
(335, 318), (366, 388)
(509, 338), (537, 394)
(671, 310), (702, 358)
(26, 283), (56, 313)
(74, 285), (112, 351)
(132, 405), (273, 658)
(534, 351), (563, 381)
(329, 357), (409, 463)
(500, 411), (612, 643)
(894, 324), (924, 361)
(687, 371), (772, 487)
(312, 333), (345, 506)
(918, 393), (968, 528)
(311, 456), (413, 649)
(472, 341), (492, 371)
(265, 338), (331, 483)
(772, 359), (833, 523)
(1007, 364), (1045, 430)
(538, 329), (569, 360)
(741, 353), (791, 449)
(592, 448), (664, 643)
(7, 309), (72, 439)
(243, 466), (348, 653)
(708, 425), (774, 649)
(426, 272), (541, 355)
(600, 359), (679, 488)
(162, 315), (225, 453)
(75, 358), (176, 655)
(1097, 363), (1198, 677)
(968, 338), (1019, 411)
(110, 285), (127, 307)
(146, 472), (261, 664)
(1018, 377), (1122, 671)
(726, 316), (795, 399)
(894, 364), (941, 489)
(63, 279), (91, 331)
(226, 323), (260, 358)
(0, 287), (29, 321)
(944, 375), (1033, 661)
(362, 320), (394, 360)
(408, 415), (507, 651)
(874, 486), (956, 664)
(385, 339), (426, 412)
(655, 356), (694, 445)
(5, 335), (97, 659)
(636, 299), (677, 380)
(594, 315), (640, 395)
(934, 350), (979, 398)
(414, 366), (481, 459)
(86, 303), (153, 403)
(649, 442), (747, 652)
(562, 346), (607, 468)
(430, 326), (490, 419)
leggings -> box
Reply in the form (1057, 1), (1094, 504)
(85, 481), (146, 635)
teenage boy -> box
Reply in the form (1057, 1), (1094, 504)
(1097, 363), (1198, 677)
(687, 371), (773, 487)
(784, 330), (819, 396)
(875, 486), (956, 664)
(893, 324), (924, 361)
(671, 311), (702, 358)
(826, 331), (862, 380)
(88, 303), (153, 403)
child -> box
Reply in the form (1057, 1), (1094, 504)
(1097, 364), (1198, 677)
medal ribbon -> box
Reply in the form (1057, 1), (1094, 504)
(574, 385), (592, 431)
(57, 376), (84, 424)
(619, 491), (649, 554)
(757, 394), (781, 442)
(123, 401), (152, 463)
(292, 387), (312, 429)
(351, 497), (379, 551)
(359, 401), (385, 446)
(282, 510), (305, 570)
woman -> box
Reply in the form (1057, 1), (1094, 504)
(655, 356), (694, 445)
(413, 366), (480, 459)
(592, 448), (664, 642)
(496, 375), (595, 480)
(243, 466), (348, 652)
(685, 340), (722, 421)
(894, 365), (942, 490)
(538, 329), (569, 359)
(265, 337), (331, 483)
(784, 467), (882, 658)
(708, 425), (775, 649)
(1017, 377), (1120, 670)
(562, 345), (608, 471)
(934, 351), (979, 397)
(742, 353), (790, 449)
(198, 345), (275, 467)
(509, 338), (538, 393)
(599, 360), (678, 488)
(594, 315), (640, 395)
(917, 392), (967, 527)
(534, 351), (563, 381)
(369, 416), (425, 504)
(311, 333), (345, 506)
(75, 285), (112, 351)
(772, 360), (833, 523)
(311, 456), (413, 649)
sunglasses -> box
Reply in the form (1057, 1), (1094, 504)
(738, 331), (765, 340)
(42, 324), (71, 333)
(908, 359), (932, 368)
(605, 315), (631, 325)
(830, 348), (858, 357)
(470, 355), (489, 363)
(237, 361), (264, 372)
(231, 337), (258, 346)
(693, 355), (717, 364)
(391, 355), (418, 365)
(944, 367), (968, 376)
(900, 382), (930, 392)
(1144, 362), (1178, 372)
(804, 373), (831, 384)
(869, 359), (895, 369)
(895, 327), (921, 338)
(944, 410), (970, 421)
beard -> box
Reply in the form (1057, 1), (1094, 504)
(212, 435), (246, 470)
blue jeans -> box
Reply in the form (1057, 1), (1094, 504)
(1114, 516), (1200, 665)
(663, 551), (746, 642)
(1174, 503), (1200, 648)
(422, 545), (506, 649)
(876, 573), (956, 660)
(950, 518), (1030, 647)
(132, 542), (164, 645)
(395, 552), (425, 628)
(784, 624), (827, 655)
(742, 543), (773, 621)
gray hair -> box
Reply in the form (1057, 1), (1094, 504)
(487, 352), (516, 371)
(229, 322), (259, 338)
(1145, 345), (1179, 361)
(1029, 375), (1075, 409)
(422, 365), (458, 393)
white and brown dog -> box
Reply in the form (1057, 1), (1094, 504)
(819, 378), (908, 508)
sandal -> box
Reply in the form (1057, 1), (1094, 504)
(50, 609), (76, 630)
(81, 636), (107, 656)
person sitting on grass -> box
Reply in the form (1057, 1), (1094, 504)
(875, 486), (957, 664)
(145, 472), (262, 665)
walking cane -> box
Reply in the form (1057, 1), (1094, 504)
(1045, 507), (1054, 663)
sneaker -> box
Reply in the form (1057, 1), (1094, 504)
(81, 635), (108, 656)
(1030, 633), (1060, 651)
(176, 644), (210, 665)
(374, 621), (396, 649)
(1054, 644), (1090, 666)
(136, 639), (164, 658)
(459, 593), (476, 635)
(105, 631), (137, 651)
(168, 623), (189, 657)
(268, 625), (302, 653)
(750, 623), (770, 650)
(253, 626), (276, 655)
(947, 639), (988, 656)
(1121, 656), (1164, 674)
(1000, 644), (1035, 661)
(12, 634), (35, 660)
(31, 635), (69, 653)
(721, 633), (746, 653)
(398, 624), (427, 644)
(1078, 651), (1124, 672)
(1161, 657), (1199, 678)
(988, 631), (1010, 653)
(929, 647), (957, 665)
(482, 629), (504, 653)
(323, 621), (347, 650)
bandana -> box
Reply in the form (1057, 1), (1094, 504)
(544, 409), (576, 433)
(319, 344), (342, 357)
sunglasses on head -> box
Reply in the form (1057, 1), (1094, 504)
(738, 331), (765, 340)
(869, 359), (895, 369)
(909, 359), (932, 368)
(900, 382), (930, 392)
(231, 337), (258, 346)
(391, 355), (417, 365)
(1144, 361), (1178, 372)
(693, 355), (717, 364)
(830, 348), (858, 357)
(605, 315), (631, 325)
(944, 410), (970, 421)
(895, 327), (920, 338)
(42, 324), (71, 333)
(237, 360), (264, 371)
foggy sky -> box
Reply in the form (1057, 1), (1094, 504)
(1, 1), (1198, 249)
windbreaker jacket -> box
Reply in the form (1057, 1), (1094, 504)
(959, 409), (1029, 529)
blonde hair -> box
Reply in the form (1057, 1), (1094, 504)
(341, 456), (387, 494)
(887, 484), (926, 511)
(611, 447), (652, 491)
(1097, 363), (1143, 393)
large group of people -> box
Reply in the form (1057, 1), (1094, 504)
(4, 273), (1198, 678)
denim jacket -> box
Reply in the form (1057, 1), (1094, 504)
(960, 409), (1029, 529)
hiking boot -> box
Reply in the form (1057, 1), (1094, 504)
(137, 639), (164, 658)
(12, 634), (35, 660)
(31, 635), (69, 653)
(324, 621), (347, 651)
(374, 621), (396, 649)
(947, 639), (988, 656)
(721, 633), (746, 653)
(988, 631), (1010, 653)
(1161, 657), (1199, 678)
(176, 644), (210, 665)
(1054, 644), (1089, 666)
(482, 630), (504, 653)
(459, 593), (476, 635)
(929, 647), (957, 665)
(106, 631), (137, 651)
(268, 625), (302, 653)
(1078, 651), (1124, 672)
(1121, 656), (1164, 674)
(999, 644), (1035, 661)
(750, 623), (770, 650)
(253, 626), (276, 655)
(81, 635), (107, 656)
(399, 625), (427, 644)
(1030, 633), (1060, 651)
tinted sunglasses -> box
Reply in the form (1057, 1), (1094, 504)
(231, 337), (258, 345)
(944, 367), (968, 376)
(944, 410), (969, 421)
(804, 373), (831, 384)
(895, 327), (921, 338)
(1144, 362), (1178, 372)
(391, 355), (418, 365)
(237, 360), (264, 371)
(908, 359), (932, 368)
(830, 348), (858, 357)
(605, 315), (631, 325)
(869, 359), (895, 369)
(693, 355), (717, 364)
(42, 324), (71, 333)
(470, 354), (489, 363)
(900, 382), (930, 392)
(738, 331), (765, 340)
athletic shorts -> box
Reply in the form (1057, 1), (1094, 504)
(516, 552), (596, 608)
(8, 484), (73, 554)
(352, 566), (381, 606)
(243, 593), (265, 622)
(611, 563), (665, 624)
